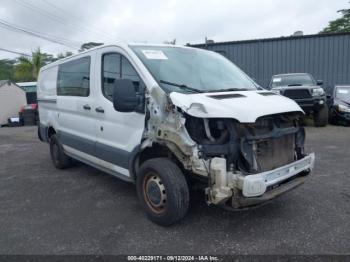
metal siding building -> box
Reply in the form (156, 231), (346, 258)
(192, 33), (350, 90)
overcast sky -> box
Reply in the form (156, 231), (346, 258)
(0, 0), (348, 59)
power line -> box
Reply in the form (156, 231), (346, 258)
(0, 21), (79, 49)
(41, 0), (113, 39)
(14, 0), (114, 42)
(13, 0), (81, 32)
(0, 19), (81, 46)
(0, 47), (31, 57)
(0, 19), (81, 49)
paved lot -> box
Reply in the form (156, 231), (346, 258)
(0, 125), (349, 255)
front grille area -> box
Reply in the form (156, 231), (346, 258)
(255, 134), (295, 172)
(284, 89), (311, 99)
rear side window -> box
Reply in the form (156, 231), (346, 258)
(102, 53), (143, 100)
(57, 57), (90, 96)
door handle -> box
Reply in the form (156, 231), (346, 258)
(95, 107), (105, 113)
(83, 104), (91, 110)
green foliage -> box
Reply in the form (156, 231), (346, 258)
(0, 48), (72, 81)
(0, 59), (16, 80)
(0, 41), (102, 81)
(32, 48), (43, 79)
(13, 48), (43, 81)
(321, 3), (350, 33)
(57, 51), (73, 60)
(79, 42), (103, 52)
(14, 56), (35, 82)
(41, 53), (56, 64)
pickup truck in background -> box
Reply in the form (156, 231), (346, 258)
(268, 73), (328, 127)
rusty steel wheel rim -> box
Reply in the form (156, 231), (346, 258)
(142, 172), (167, 214)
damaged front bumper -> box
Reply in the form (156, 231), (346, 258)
(242, 153), (315, 197)
(209, 153), (315, 209)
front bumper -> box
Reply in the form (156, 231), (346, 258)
(242, 153), (315, 197)
(226, 154), (314, 209)
(230, 175), (309, 209)
(293, 97), (326, 112)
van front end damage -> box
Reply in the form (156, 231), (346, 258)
(142, 91), (314, 209)
(184, 113), (315, 209)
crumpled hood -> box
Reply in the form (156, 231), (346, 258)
(170, 90), (304, 123)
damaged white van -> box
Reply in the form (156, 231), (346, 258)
(38, 44), (315, 226)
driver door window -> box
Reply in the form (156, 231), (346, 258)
(102, 53), (121, 100)
(102, 53), (143, 101)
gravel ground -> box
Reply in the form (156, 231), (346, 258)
(0, 125), (349, 255)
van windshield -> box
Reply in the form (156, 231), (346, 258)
(130, 46), (257, 93)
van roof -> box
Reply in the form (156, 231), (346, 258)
(40, 43), (194, 71)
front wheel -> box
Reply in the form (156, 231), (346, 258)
(136, 158), (189, 226)
(314, 105), (329, 127)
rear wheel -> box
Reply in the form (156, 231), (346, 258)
(49, 134), (73, 169)
(136, 158), (189, 226)
(314, 105), (329, 127)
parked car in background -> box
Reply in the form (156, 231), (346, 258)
(328, 85), (350, 126)
(19, 103), (38, 126)
(268, 73), (328, 127)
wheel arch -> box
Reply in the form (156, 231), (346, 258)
(129, 143), (185, 183)
(47, 126), (57, 140)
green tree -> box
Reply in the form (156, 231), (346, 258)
(321, 3), (350, 33)
(79, 42), (103, 52)
(1, 47), (75, 81)
(13, 48), (44, 81)
(41, 53), (56, 64)
(14, 56), (35, 82)
(57, 51), (73, 60)
(32, 48), (43, 79)
(0, 59), (16, 80)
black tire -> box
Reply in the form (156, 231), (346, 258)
(49, 134), (73, 169)
(37, 126), (43, 141)
(314, 105), (329, 127)
(136, 158), (189, 226)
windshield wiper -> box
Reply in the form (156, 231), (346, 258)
(206, 88), (249, 93)
(159, 80), (203, 93)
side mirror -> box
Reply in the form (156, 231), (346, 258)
(317, 80), (323, 86)
(113, 79), (139, 112)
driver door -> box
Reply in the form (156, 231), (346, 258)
(93, 47), (146, 178)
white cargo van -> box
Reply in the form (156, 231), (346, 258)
(37, 43), (315, 226)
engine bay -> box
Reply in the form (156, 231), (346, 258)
(184, 112), (306, 174)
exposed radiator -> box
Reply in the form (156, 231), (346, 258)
(255, 134), (295, 172)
